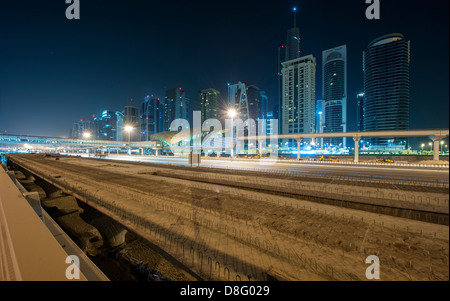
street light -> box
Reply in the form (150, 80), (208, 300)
(441, 141), (445, 154)
(83, 132), (91, 139)
(421, 143), (425, 153)
(228, 109), (237, 119)
(124, 126), (134, 155)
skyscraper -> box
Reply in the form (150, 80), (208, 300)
(141, 95), (164, 141)
(363, 33), (410, 146)
(285, 7), (301, 62)
(259, 91), (268, 120)
(123, 99), (140, 141)
(116, 111), (124, 142)
(228, 81), (249, 121)
(71, 120), (90, 139)
(281, 55), (317, 148)
(199, 88), (221, 122)
(98, 110), (118, 141)
(357, 93), (365, 132)
(322, 45), (347, 147)
(278, 8), (302, 135)
(164, 88), (189, 131)
(246, 85), (262, 121)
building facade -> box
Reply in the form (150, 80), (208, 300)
(322, 45), (347, 147)
(357, 93), (365, 132)
(281, 54), (317, 148)
(199, 88), (221, 122)
(227, 81), (248, 120)
(363, 33), (410, 147)
(123, 99), (140, 142)
(141, 95), (164, 141)
(164, 88), (189, 131)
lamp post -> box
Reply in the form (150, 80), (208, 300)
(441, 141), (445, 154)
(421, 143), (425, 153)
(228, 109), (237, 158)
(124, 126), (133, 155)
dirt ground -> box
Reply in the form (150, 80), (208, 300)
(8, 154), (449, 281)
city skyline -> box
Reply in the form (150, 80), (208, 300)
(0, 0), (448, 137)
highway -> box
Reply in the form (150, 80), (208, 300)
(72, 154), (449, 184)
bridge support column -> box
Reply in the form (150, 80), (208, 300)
(431, 136), (445, 161)
(296, 138), (302, 160)
(353, 137), (361, 163)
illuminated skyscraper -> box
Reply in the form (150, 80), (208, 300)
(363, 33), (410, 146)
(286, 7), (301, 61)
(141, 95), (164, 141)
(199, 88), (221, 122)
(123, 99), (140, 141)
(228, 81), (249, 121)
(322, 45), (347, 147)
(164, 88), (189, 131)
(357, 93), (365, 132)
(281, 55), (316, 148)
(278, 8), (301, 135)
(259, 91), (268, 120)
(246, 85), (262, 121)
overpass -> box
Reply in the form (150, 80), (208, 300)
(0, 134), (164, 153)
(1, 129), (449, 163)
(245, 129), (450, 162)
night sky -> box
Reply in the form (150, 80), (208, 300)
(0, 0), (448, 137)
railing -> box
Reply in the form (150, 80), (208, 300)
(0, 164), (90, 281)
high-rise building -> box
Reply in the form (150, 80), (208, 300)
(164, 88), (189, 131)
(363, 33), (410, 146)
(266, 111), (274, 136)
(228, 82), (267, 122)
(285, 7), (301, 62)
(322, 45), (347, 147)
(228, 82), (245, 110)
(71, 120), (90, 139)
(357, 93), (365, 132)
(199, 88), (221, 122)
(141, 95), (164, 141)
(278, 8), (302, 136)
(123, 99), (140, 141)
(260, 91), (268, 120)
(228, 81), (249, 121)
(98, 110), (118, 141)
(315, 100), (323, 133)
(116, 111), (124, 142)
(281, 54), (317, 148)
(315, 99), (324, 148)
(246, 85), (262, 121)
